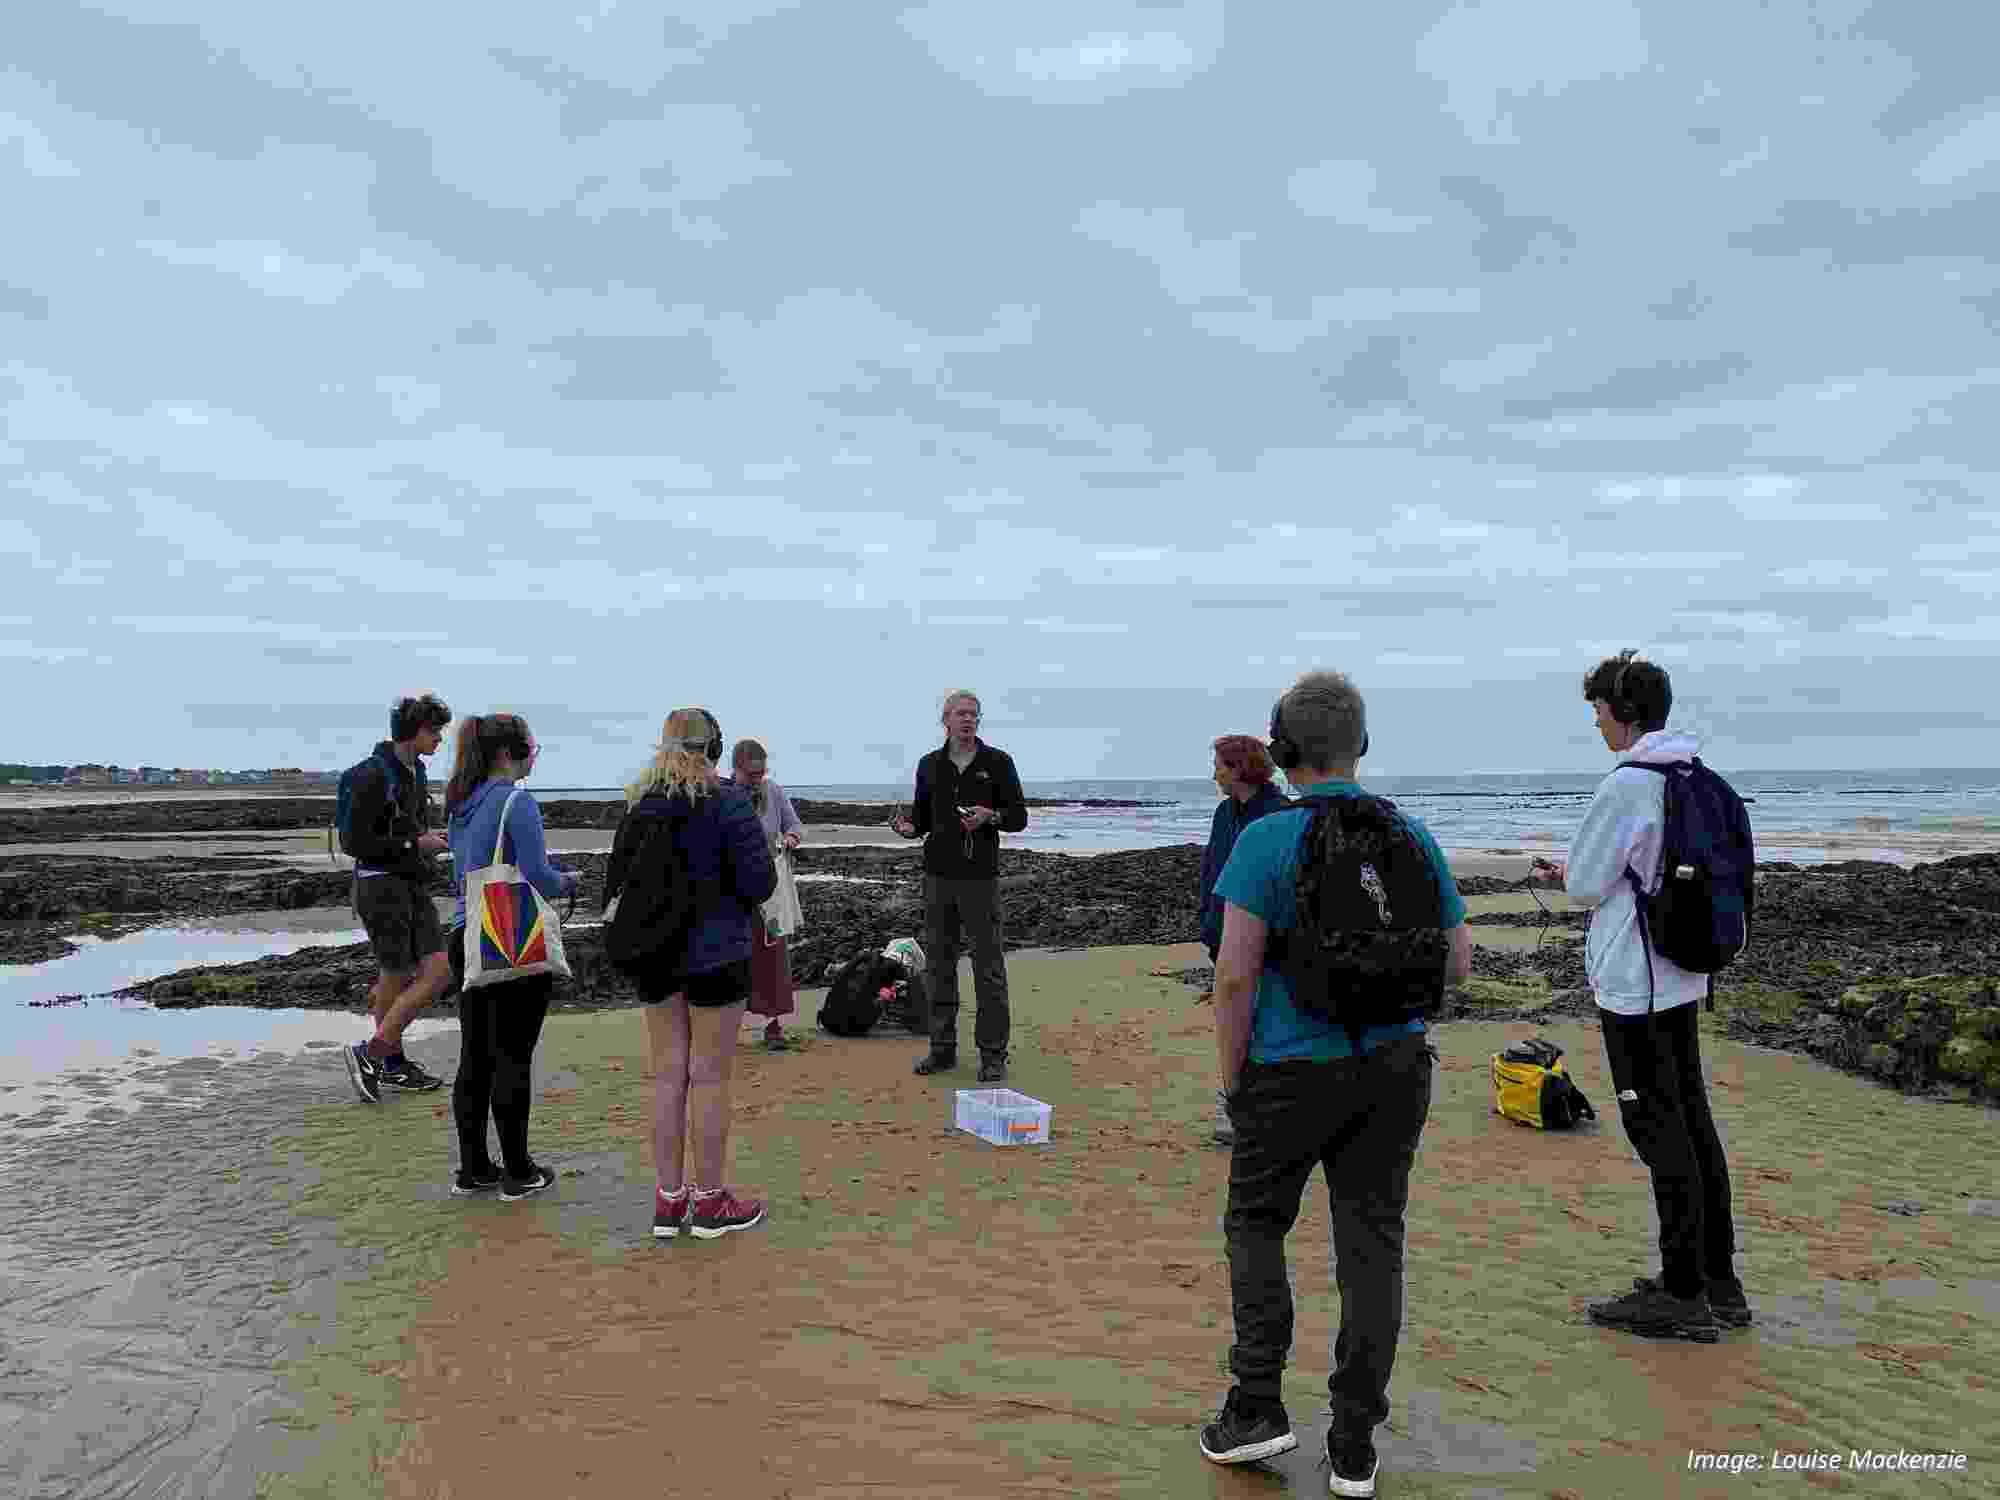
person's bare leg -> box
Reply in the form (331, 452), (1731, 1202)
(689, 1001), (747, 1186)
(370, 969), (410, 1025)
(644, 998), (693, 1191)
(378, 950), (451, 1049)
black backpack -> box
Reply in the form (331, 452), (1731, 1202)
(1615, 758), (1755, 1012)
(602, 802), (698, 977)
(819, 951), (906, 1037)
(329, 748), (404, 861)
(1272, 795), (1452, 1049)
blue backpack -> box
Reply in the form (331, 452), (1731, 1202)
(1617, 758), (1755, 1011)
(330, 749), (403, 861)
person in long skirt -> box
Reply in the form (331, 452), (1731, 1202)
(726, 738), (804, 1047)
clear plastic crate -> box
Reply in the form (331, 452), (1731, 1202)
(953, 1088), (1052, 1146)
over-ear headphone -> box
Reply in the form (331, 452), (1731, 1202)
(1268, 698), (1367, 771)
(1609, 652), (1642, 725)
(696, 708), (723, 764)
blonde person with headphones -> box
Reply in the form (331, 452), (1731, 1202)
(605, 708), (777, 1240)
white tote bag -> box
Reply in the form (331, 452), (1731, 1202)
(761, 847), (805, 940)
(463, 785), (571, 990)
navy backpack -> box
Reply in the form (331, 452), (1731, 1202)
(1617, 758), (1756, 1011)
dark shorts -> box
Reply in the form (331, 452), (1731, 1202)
(353, 873), (446, 975)
(636, 960), (751, 1010)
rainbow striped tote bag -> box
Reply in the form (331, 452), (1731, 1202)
(463, 786), (571, 991)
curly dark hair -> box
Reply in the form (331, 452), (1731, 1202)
(1581, 650), (1671, 730)
(390, 692), (452, 741)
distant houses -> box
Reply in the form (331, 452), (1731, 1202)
(2, 763), (339, 788)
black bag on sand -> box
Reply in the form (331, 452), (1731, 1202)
(602, 804), (697, 978)
(819, 950), (907, 1036)
(1271, 795), (1452, 1050)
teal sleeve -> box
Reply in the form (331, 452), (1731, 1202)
(1412, 822), (1467, 927)
(1214, 820), (1281, 925)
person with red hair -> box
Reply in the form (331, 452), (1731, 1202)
(1198, 734), (1288, 1145)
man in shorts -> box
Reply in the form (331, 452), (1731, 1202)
(341, 693), (454, 1103)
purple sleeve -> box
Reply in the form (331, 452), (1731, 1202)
(774, 781), (803, 838)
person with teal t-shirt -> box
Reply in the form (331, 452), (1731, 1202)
(1197, 671), (1471, 1500)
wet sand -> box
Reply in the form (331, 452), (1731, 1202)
(5, 946), (1994, 1498)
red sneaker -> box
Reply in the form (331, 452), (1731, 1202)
(689, 1188), (766, 1239)
(653, 1189), (689, 1239)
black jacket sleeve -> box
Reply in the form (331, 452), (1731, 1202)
(603, 807), (641, 913)
(990, 751), (1027, 833)
(910, 757), (933, 837)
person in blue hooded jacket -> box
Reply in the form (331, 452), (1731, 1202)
(605, 707), (776, 1242)
(442, 713), (578, 1203)
(1198, 734), (1288, 1145)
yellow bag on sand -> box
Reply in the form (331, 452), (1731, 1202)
(1492, 1038), (1596, 1129)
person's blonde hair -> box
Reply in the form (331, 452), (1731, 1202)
(626, 707), (720, 806)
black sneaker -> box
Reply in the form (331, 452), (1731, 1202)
(381, 1056), (444, 1092)
(1198, 1388), (1298, 1465)
(912, 1051), (956, 1076)
(1633, 1273), (1753, 1328)
(977, 1056), (1007, 1084)
(499, 1163), (556, 1201)
(342, 1041), (382, 1104)
(1326, 1430), (1380, 1497)
(1588, 1282), (1721, 1342)
(451, 1166), (502, 1197)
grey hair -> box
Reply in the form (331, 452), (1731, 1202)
(939, 688), (982, 724)
(1278, 669), (1367, 770)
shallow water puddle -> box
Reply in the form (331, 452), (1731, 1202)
(0, 922), (462, 1125)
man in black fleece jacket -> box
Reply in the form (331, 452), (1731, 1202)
(340, 693), (454, 1104)
(890, 690), (1027, 1082)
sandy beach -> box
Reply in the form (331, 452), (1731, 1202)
(4, 942), (1994, 1499)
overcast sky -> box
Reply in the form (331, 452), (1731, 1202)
(5, 1), (1996, 784)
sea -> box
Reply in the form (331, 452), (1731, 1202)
(538, 767), (2000, 867)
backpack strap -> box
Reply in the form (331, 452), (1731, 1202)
(1615, 759), (1683, 1022)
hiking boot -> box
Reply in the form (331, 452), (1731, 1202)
(1213, 1090), (1235, 1147)
(689, 1188), (765, 1239)
(381, 1056), (444, 1092)
(1198, 1388), (1297, 1465)
(1588, 1281), (1720, 1342)
(342, 1041), (382, 1104)
(977, 1056), (1007, 1084)
(913, 1051), (956, 1076)
(1634, 1273), (1752, 1328)
(1326, 1429), (1380, 1497)
(450, 1166), (502, 1197)
(499, 1162), (556, 1201)
(653, 1189), (690, 1239)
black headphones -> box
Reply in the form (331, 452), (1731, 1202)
(1268, 697), (1368, 771)
(1608, 652), (1642, 725)
(695, 708), (723, 764)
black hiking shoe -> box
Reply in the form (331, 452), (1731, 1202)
(913, 1051), (956, 1076)
(1326, 1429), (1380, 1497)
(1634, 1273), (1752, 1328)
(451, 1166), (502, 1197)
(977, 1056), (1007, 1084)
(342, 1041), (382, 1104)
(381, 1056), (444, 1092)
(499, 1162), (556, 1201)
(1198, 1388), (1297, 1465)
(1588, 1282), (1721, 1342)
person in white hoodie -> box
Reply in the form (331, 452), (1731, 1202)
(1530, 651), (1750, 1341)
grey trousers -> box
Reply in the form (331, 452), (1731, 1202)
(921, 875), (1010, 1061)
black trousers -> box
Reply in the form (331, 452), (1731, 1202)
(1224, 1035), (1434, 1435)
(447, 935), (553, 1178)
(921, 875), (1010, 1061)
(1598, 1003), (1738, 1296)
